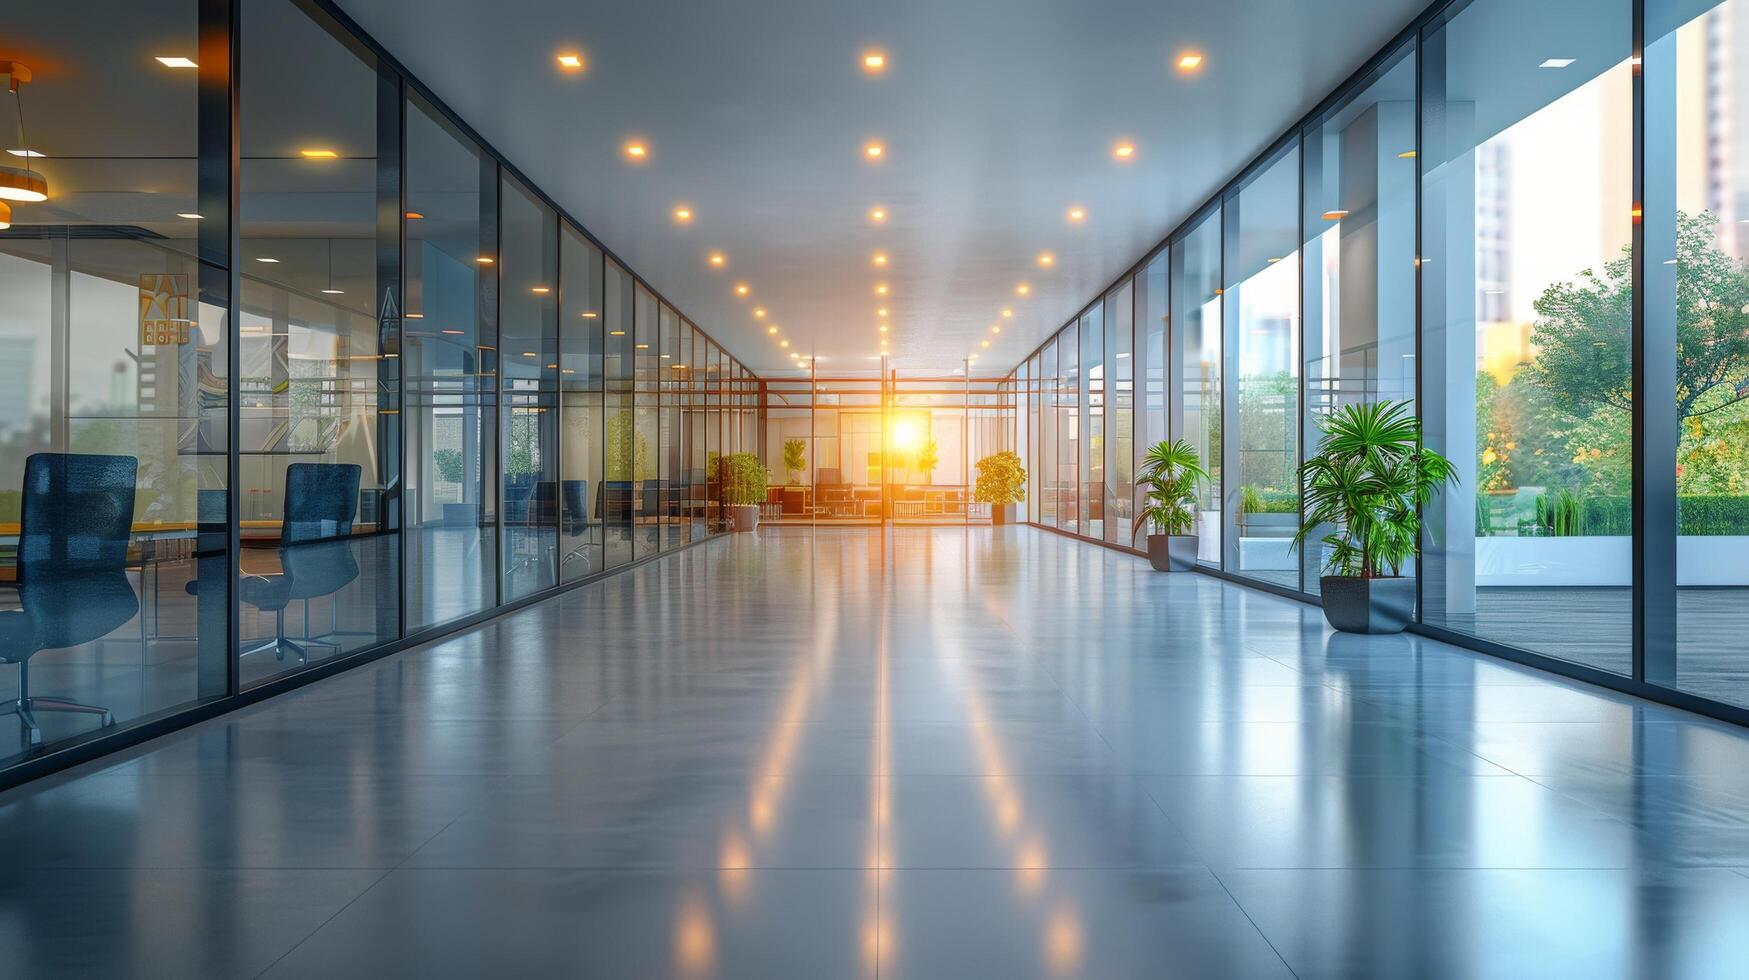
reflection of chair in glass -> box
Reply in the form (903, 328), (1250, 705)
(544, 480), (594, 573)
(1, 453), (138, 747)
(202, 463), (360, 664)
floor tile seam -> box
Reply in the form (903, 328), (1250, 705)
(1203, 865), (1304, 980)
(249, 865), (397, 980)
(1514, 772), (1710, 832)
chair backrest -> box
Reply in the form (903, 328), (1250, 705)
(17, 453), (138, 587)
(282, 463), (360, 545)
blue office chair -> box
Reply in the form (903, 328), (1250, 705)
(1, 453), (138, 748)
(196, 463), (361, 663)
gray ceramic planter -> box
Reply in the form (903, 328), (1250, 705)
(1319, 575), (1414, 634)
(1146, 534), (1198, 572)
(729, 504), (760, 533)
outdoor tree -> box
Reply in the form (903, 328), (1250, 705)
(1529, 211), (1749, 495)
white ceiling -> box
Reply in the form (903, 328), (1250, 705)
(333, 0), (1429, 376)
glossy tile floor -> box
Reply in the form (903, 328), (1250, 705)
(4, 527), (1749, 978)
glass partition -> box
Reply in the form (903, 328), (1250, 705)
(1225, 144), (1301, 586)
(1, 0), (232, 754)
(1106, 281), (1134, 545)
(603, 259), (635, 567)
(558, 226), (603, 579)
(405, 95), (497, 628)
(499, 175), (558, 600)
(1081, 303), (1105, 539)
(238, 0), (399, 681)
(1419, 0), (1635, 674)
(1172, 210), (1224, 565)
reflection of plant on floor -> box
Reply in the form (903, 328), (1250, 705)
(783, 438), (807, 485)
(722, 452), (768, 506)
(972, 451), (1027, 505)
(1133, 440), (1207, 539)
(1295, 400), (1455, 578)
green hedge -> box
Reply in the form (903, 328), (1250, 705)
(1561, 495), (1749, 536)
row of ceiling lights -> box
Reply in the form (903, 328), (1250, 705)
(546, 42), (1206, 375)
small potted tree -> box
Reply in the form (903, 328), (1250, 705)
(783, 438), (807, 486)
(1131, 440), (1207, 571)
(1294, 400), (1455, 634)
(972, 450), (1026, 524)
(723, 452), (769, 532)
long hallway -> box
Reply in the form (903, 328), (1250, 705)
(3, 527), (1749, 977)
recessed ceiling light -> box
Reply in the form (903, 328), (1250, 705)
(406, 313), (425, 319)
(476, 256), (495, 264)
(1321, 210), (1349, 221)
(877, 307), (889, 317)
(177, 212), (203, 220)
(442, 329), (465, 335)
(1001, 308), (1013, 318)
(1067, 206), (1086, 223)
(1037, 251), (1055, 268)
(1177, 52), (1204, 72)
(610, 329), (626, 336)
(1397, 150), (1417, 159)
(991, 325), (1001, 333)
(582, 311), (599, 318)
(156, 56), (198, 69)
(708, 252), (726, 267)
(255, 256), (279, 263)
(767, 325), (778, 335)
(1016, 282), (1030, 296)
(864, 141), (885, 160)
(635, 343), (649, 350)
(872, 252), (888, 267)
(1540, 58), (1575, 69)
(6, 149), (44, 158)
(320, 288), (345, 296)
(624, 140), (649, 161)
(863, 50), (887, 73)
(780, 340), (790, 348)
(405, 211), (424, 220)
(753, 307), (767, 318)
(557, 53), (585, 72)
(673, 206), (693, 223)
(531, 286), (550, 294)
(879, 324), (889, 333)
(869, 206), (888, 224)
(660, 352), (671, 359)
(1112, 141), (1136, 161)
(299, 148), (339, 159)
(981, 340), (990, 348)
(875, 283), (889, 296)
(735, 283), (750, 296)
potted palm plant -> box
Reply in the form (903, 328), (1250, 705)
(722, 452), (769, 532)
(783, 438), (807, 486)
(972, 450), (1026, 524)
(1294, 400), (1455, 634)
(1132, 440), (1207, 571)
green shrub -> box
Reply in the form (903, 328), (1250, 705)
(1495, 494), (1749, 536)
(722, 452), (768, 506)
(1535, 488), (1585, 537)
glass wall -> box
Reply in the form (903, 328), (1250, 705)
(559, 225), (604, 580)
(1106, 281), (1134, 545)
(499, 175), (558, 601)
(1225, 144), (1301, 586)
(1420, 0), (1635, 674)
(1173, 210), (1224, 565)
(405, 94), (497, 629)
(1300, 41), (1418, 594)
(0, 0), (750, 779)
(2, 0), (231, 755)
(1011, 0), (1749, 719)
(1080, 302), (1104, 539)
